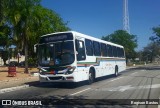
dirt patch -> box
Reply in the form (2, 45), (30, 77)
(0, 67), (39, 81)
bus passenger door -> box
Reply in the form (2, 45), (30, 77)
(76, 39), (86, 61)
(75, 38), (88, 81)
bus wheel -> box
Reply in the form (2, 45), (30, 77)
(114, 66), (118, 77)
(88, 69), (94, 85)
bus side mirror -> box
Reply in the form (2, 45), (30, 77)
(34, 44), (37, 53)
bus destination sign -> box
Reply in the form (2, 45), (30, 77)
(40, 33), (73, 43)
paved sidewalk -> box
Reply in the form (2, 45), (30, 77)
(0, 67), (39, 89)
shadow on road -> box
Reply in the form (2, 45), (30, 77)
(25, 81), (88, 89)
(29, 95), (137, 107)
(25, 74), (120, 89)
(127, 66), (160, 71)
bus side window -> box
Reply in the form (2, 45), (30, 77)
(113, 46), (117, 57)
(93, 41), (101, 56)
(117, 47), (120, 57)
(121, 48), (125, 58)
(108, 45), (113, 57)
(85, 39), (93, 56)
(76, 40), (86, 61)
(101, 43), (107, 57)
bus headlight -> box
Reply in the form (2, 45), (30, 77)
(39, 67), (47, 75)
(65, 66), (76, 75)
(39, 70), (45, 75)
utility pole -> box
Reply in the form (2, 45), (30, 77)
(123, 0), (130, 34)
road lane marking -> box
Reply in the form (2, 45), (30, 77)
(109, 77), (123, 82)
(141, 70), (145, 71)
(0, 85), (29, 94)
(130, 72), (138, 75)
(70, 88), (91, 96)
(96, 84), (160, 92)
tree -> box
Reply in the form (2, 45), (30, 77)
(153, 26), (160, 37)
(102, 30), (137, 60)
(0, 0), (4, 24)
(148, 25), (160, 63)
(150, 25), (160, 43)
(0, 0), (13, 66)
(0, 0), (11, 49)
(141, 42), (160, 63)
(27, 6), (70, 59)
(5, 0), (69, 73)
(0, 25), (11, 49)
(5, 0), (42, 73)
(1, 51), (8, 65)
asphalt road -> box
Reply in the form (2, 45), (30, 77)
(1, 65), (160, 108)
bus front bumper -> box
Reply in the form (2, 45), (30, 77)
(39, 74), (75, 82)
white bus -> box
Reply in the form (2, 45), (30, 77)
(35, 31), (126, 84)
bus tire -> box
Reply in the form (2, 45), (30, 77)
(88, 69), (95, 85)
(114, 66), (118, 77)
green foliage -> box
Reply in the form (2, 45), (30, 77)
(102, 30), (137, 59)
(153, 26), (160, 37)
(141, 42), (160, 63)
(1, 51), (8, 65)
(27, 5), (70, 58)
(4, 0), (69, 53)
(1, 0), (70, 72)
(28, 57), (37, 67)
(138, 25), (160, 63)
(0, 0), (11, 49)
(0, 24), (11, 48)
(150, 25), (160, 42)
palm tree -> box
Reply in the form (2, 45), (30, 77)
(6, 0), (41, 73)
(5, 0), (70, 73)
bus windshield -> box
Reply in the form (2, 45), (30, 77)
(38, 41), (75, 66)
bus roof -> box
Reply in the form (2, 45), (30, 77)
(40, 31), (124, 48)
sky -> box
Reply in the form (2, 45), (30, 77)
(41, 0), (160, 51)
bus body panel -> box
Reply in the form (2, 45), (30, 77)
(38, 31), (126, 83)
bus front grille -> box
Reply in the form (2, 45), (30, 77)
(48, 76), (62, 80)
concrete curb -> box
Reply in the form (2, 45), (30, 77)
(0, 84), (29, 94)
